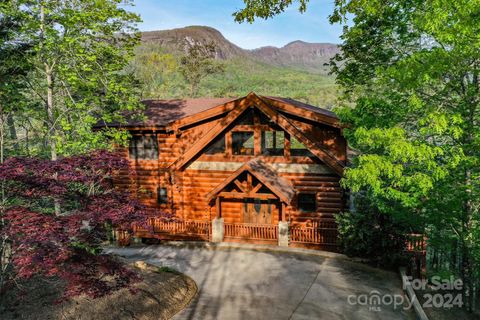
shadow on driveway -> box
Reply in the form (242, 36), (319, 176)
(107, 245), (415, 320)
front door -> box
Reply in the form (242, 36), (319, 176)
(243, 199), (273, 224)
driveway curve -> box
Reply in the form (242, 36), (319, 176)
(108, 245), (414, 320)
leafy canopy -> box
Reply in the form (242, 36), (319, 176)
(0, 151), (160, 299)
(1, 0), (142, 158)
(179, 42), (225, 97)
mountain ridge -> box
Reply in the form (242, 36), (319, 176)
(140, 25), (340, 74)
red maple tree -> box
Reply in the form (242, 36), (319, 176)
(0, 151), (160, 299)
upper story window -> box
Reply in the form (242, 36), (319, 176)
(205, 134), (225, 155)
(157, 187), (168, 205)
(298, 193), (317, 212)
(129, 134), (158, 160)
(261, 131), (284, 156)
(290, 136), (314, 157)
(232, 131), (254, 155)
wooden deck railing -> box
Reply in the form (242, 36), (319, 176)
(406, 233), (426, 253)
(134, 219), (211, 240)
(405, 233), (427, 279)
(224, 223), (278, 243)
(289, 221), (338, 249)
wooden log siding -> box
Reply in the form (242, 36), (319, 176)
(108, 94), (348, 250)
(181, 169), (344, 223)
(224, 222), (278, 244)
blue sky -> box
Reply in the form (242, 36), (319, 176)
(129, 0), (343, 49)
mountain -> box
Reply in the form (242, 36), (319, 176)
(141, 26), (247, 59)
(140, 26), (340, 74)
(251, 41), (340, 73)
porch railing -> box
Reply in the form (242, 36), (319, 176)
(224, 223), (278, 242)
(289, 221), (338, 248)
(406, 233), (426, 253)
(134, 219), (211, 240)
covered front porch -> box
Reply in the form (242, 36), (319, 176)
(205, 159), (294, 245)
(130, 159), (340, 250)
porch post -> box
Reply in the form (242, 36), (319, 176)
(212, 196), (224, 242)
(278, 220), (289, 247)
(212, 217), (224, 243)
(216, 196), (221, 218)
(278, 201), (289, 246)
(281, 203), (286, 222)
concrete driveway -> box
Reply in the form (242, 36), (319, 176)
(108, 244), (414, 320)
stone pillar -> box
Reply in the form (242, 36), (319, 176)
(278, 221), (289, 247)
(212, 217), (224, 243)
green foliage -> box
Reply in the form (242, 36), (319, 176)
(330, 0), (480, 310)
(179, 42), (225, 97)
(238, 0), (480, 310)
(1, 0), (142, 159)
(336, 192), (412, 268)
(128, 44), (339, 107)
(234, 0), (309, 23)
(127, 44), (177, 99)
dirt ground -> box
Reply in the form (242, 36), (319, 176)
(0, 260), (197, 320)
(416, 288), (480, 320)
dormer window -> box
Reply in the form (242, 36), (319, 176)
(261, 131), (284, 156)
(290, 136), (314, 157)
(205, 134), (226, 154)
(232, 132), (254, 155)
(129, 134), (158, 160)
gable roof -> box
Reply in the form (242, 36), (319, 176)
(94, 97), (237, 129)
(206, 158), (295, 204)
(173, 92), (345, 175)
(93, 95), (340, 129)
(264, 96), (337, 118)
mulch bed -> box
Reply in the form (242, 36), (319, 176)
(0, 260), (197, 320)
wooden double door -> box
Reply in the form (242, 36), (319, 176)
(242, 199), (278, 224)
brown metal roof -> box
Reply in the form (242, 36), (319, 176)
(94, 94), (337, 128)
(94, 97), (237, 128)
(140, 98), (237, 126)
(262, 96), (338, 119)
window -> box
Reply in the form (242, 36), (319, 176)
(237, 108), (254, 125)
(157, 187), (168, 205)
(129, 135), (158, 160)
(232, 132), (254, 155)
(261, 131), (284, 156)
(298, 193), (316, 212)
(290, 136), (314, 157)
(205, 134), (225, 155)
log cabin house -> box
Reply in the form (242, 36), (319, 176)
(103, 92), (347, 250)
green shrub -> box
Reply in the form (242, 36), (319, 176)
(336, 192), (411, 269)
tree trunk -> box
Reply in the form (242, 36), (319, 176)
(0, 113), (4, 164)
(40, 4), (60, 215)
(46, 68), (57, 161)
(6, 114), (18, 152)
(461, 168), (474, 312)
